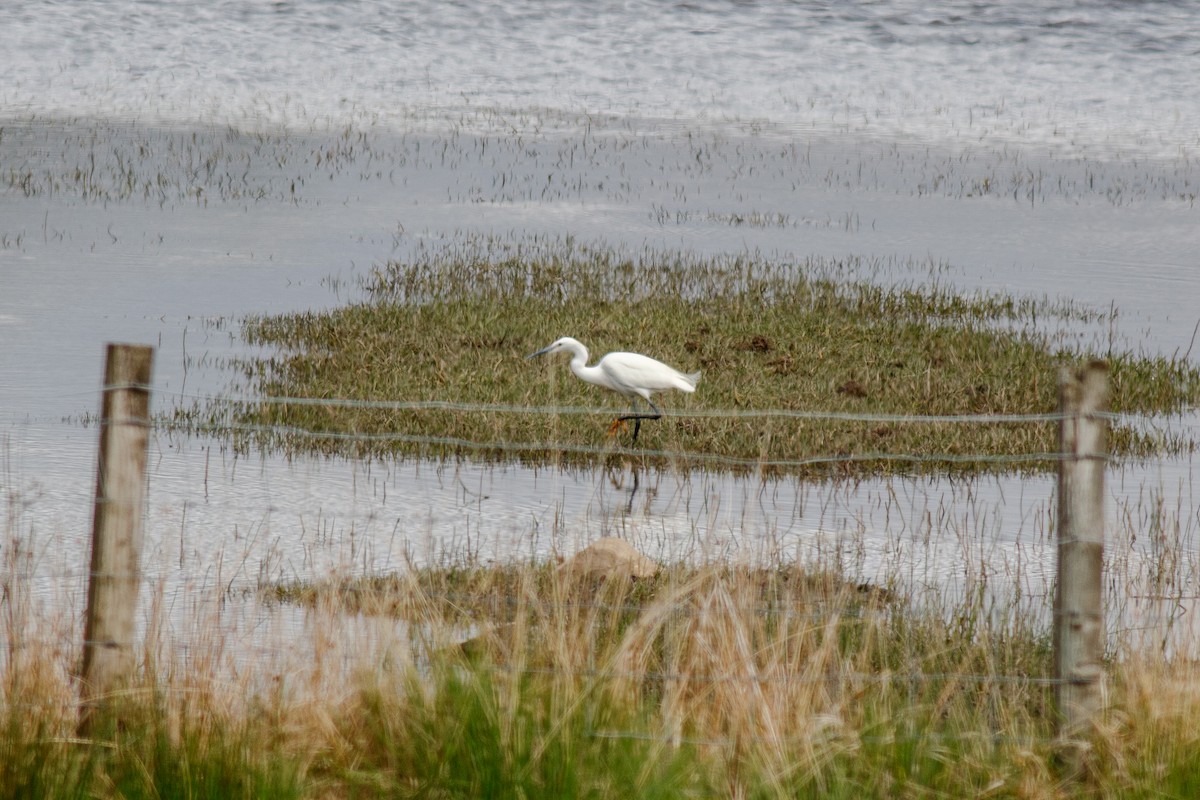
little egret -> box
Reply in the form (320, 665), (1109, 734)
(526, 336), (700, 443)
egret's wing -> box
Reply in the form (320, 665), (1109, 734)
(600, 352), (697, 396)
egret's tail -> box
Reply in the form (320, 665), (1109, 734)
(680, 370), (701, 391)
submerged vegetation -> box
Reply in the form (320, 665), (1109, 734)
(191, 236), (1199, 476)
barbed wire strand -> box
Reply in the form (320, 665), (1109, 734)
(142, 384), (1122, 425)
(161, 420), (1106, 471)
(587, 728), (1066, 748)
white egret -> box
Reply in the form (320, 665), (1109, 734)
(526, 336), (700, 443)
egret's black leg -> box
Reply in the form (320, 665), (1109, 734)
(628, 398), (643, 442)
(617, 399), (662, 444)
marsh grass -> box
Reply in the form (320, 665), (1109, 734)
(204, 237), (1198, 476)
(0, 681), (304, 799)
(0, 615), (304, 800)
(10, 553), (1200, 798)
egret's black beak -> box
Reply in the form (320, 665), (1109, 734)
(526, 345), (553, 359)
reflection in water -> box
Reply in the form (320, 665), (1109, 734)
(606, 461), (640, 515)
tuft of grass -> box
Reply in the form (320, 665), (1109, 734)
(195, 237), (1198, 476)
(349, 664), (701, 798)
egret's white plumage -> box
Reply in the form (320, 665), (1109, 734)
(526, 336), (700, 442)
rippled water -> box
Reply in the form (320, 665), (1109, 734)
(2, 0), (1199, 657)
(4, 0), (1199, 158)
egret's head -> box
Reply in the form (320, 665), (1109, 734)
(526, 336), (580, 359)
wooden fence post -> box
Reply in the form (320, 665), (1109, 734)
(79, 343), (154, 733)
(1054, 360), (1108, 751)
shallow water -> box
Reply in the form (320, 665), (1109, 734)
(2, 1), (1200, 661)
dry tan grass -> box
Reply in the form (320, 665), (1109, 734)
(5, 534), (1200, 797)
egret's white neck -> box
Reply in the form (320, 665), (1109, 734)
(564, 342), (605, 387)
(563, 340), (590, 368)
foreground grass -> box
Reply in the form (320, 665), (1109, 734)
(197, 237), (1198, 476)
(0, 682), (304, 800)
(7, 560), (1200, 799)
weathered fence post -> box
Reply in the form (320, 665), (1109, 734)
(79, 343), (154, 733)
(1054, 360), (1108, 752)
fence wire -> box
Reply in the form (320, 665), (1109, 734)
(120, 384), (1132, 470)
(141, 383), (1120, 425)
(167, 420), (1102, 470)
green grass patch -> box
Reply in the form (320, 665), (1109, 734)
(195, 237), (1198, 476)
(0, 689), (303, 800)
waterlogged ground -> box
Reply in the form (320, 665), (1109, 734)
(2, 115), (1199, 661)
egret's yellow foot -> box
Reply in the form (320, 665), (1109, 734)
(607, 418), (628, 437)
